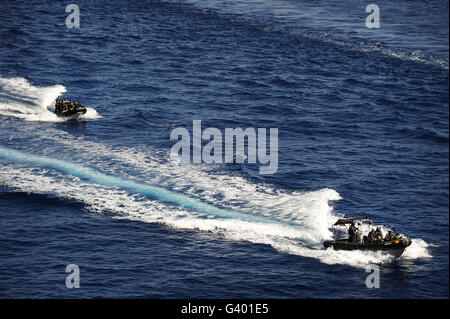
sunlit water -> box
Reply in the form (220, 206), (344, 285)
(0, 0), (448, 298)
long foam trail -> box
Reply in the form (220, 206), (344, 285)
(2, 161), (432, 269)
(0, 145), (307, 229)
(28, 127), (341, 242)
(0, 139), (433, 268)
(0, 76), (101, 121)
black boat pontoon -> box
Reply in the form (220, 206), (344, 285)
(323, 217), (412, 258)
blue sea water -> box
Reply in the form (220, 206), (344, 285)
(0, 0), (448, 298)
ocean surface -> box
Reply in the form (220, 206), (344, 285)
(0, 0), (448, 298)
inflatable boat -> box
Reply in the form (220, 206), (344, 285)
(323, 217), (412, 258)
(54, 97), (87, 120)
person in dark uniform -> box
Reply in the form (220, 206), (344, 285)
(384, 230), (394, 241)
(61, 99), (68, 112)
(368, 229), (376, 243)
(55, 97), (61, 112)
(375, 227), (384, 242)
(348, 221), (357, 242)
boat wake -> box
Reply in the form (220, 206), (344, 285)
(0, 133), (433, 268)
(0, 76), (101, 122)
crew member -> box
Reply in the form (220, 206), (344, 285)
(385, 230), (394, 241)
(348, 221), (357, 243)
(368, 229), (376, 243)
(375, 227), (384, 242)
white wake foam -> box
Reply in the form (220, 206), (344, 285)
(401, 238), (433, 260)
(0, 136), (433, 268)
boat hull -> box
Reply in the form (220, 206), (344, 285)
(54, 106), (87, 120)
(323, 238), (411, 258)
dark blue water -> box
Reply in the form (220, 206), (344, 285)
(0, 0), (448, 298)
